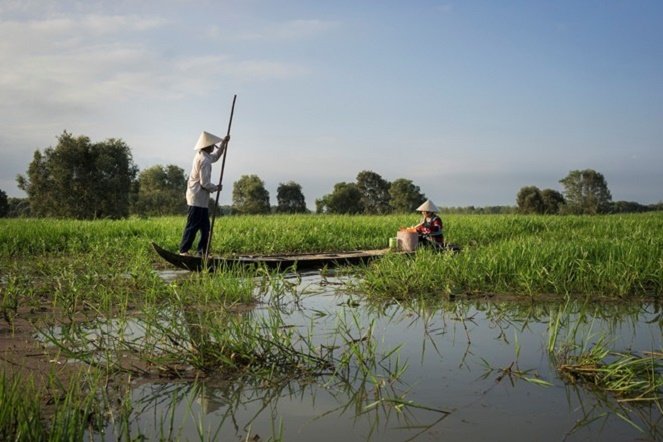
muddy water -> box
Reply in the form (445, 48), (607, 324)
(103, 272), (661, 441)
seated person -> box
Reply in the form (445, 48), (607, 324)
(413, 200), (444, 247)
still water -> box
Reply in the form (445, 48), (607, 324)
(102, 272), (661, 441)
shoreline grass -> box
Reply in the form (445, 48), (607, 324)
(1, 213), (661, 301)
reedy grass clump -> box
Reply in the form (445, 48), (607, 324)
(0, 369), (131, 442)
(170, 265), (258, 306)
(41, 300), (401, 383)
(35, 268), (328, 378)
(556, 344), (663, 402)
(548, 302), (663, 404)
(0, 374), (44, 440)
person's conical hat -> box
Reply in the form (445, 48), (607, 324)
(194, 131), (223, 150)
(415, 199), (439, 212)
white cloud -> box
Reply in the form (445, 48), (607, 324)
(0, 7), (316, 192)
(0, 14), (167, 47)
(0, 12), (310, 113)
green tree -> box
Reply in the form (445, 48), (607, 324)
(516, 186), (545, 214)
(610, 201), (649, 213)
(316, 182), (363, 214)
(315, 196), (329, 214)
(559, 169), (612, 214)
(276, 181), (308, 213)
(389, 178), (426, 213)
(16, 131), (138, 219)
(133, 165), (187, 216)
(0, 189), (8, 217)
(232, 175), (270, 214)
(7, 198), (30, 217)
(541, 189), (565, 214)
(356, 170), (392, 214)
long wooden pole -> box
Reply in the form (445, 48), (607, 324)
(206, 94), (237, 255)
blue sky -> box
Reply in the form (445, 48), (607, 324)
(1, 0), (662, 208)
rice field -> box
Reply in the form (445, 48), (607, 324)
(0, 213), (661, 440)
(1, 212), (661, 301)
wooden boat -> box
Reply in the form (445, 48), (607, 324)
(152, 242), (394, 272)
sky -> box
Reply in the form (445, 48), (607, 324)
(1, 0), (662, 209)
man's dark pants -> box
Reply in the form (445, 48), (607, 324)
(179, 206), (210, 254)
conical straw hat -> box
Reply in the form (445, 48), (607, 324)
(415, 199), (439, 212)
(194, 131), (223, 150)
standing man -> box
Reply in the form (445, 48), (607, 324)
(179, 131), (230, 257)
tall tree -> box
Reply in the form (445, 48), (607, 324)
(133, 165), (187, 216)
(232, 175), (270, 214)
(356, 170), (392, 214)
(276, 181), (308, 213)
(541, 189), (565, 214)
(0, 189), (8, 217)
(516, 186), (545, 214)
(316, 182), (363, 214)
(16, 131), (137, 219)
(559, 169), (612, 214)
(389, 178), (426, 213)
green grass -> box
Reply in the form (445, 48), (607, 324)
(0, 370), (130, 442)
(1, 213), (662, 303)
(0, 214), (405, 257)
(0, 374), (44, 440)
(357, 213), (663, 299)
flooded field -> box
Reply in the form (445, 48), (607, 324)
(1, 214), (661, 440)
(44, 272), (662, 441)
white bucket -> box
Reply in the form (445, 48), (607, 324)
(396, 231), (418, 251)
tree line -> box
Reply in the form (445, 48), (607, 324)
(2, 131), (428, 219)
(516, 169), (662, 215)
(1, 132), (660, 218)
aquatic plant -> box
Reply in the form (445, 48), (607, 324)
(0, 370), (132, 442)
(555, 340), (662, 402)
(0, 374), (44, 440)
(548, 301), (663, 404)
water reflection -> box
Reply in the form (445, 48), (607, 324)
(124, 371), (451, 442)
(83, 273), (662, 440)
